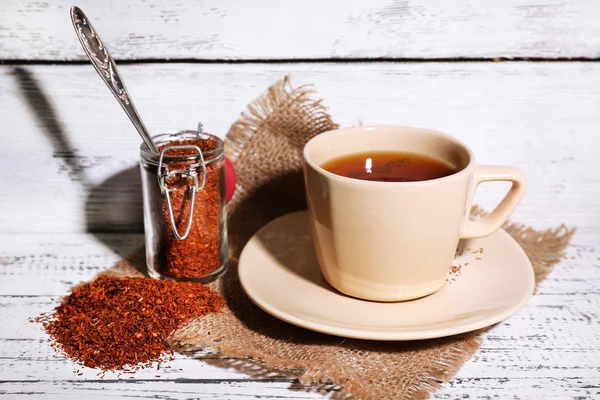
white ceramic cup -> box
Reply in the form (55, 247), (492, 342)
(303, 126), (527, 302)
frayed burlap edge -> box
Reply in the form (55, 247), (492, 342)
(226, 77), (336, 164)
(99, 78), (575, 400)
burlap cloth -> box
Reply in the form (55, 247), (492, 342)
(109, 78), (575, 399)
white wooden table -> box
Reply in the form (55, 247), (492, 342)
(1, 1), (599, 398)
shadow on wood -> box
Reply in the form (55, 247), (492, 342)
(12, 66), (144, 253)
(84, 166), (144, 233)
(12, 67), (91, 187)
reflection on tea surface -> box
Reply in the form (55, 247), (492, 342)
(321, 151), (457, 182)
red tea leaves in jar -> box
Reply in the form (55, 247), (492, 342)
(142, 135), (227, 281)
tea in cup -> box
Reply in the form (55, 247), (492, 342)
(303, 126), (527, 302)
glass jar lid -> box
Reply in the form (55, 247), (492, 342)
(140, 130), (224, 166)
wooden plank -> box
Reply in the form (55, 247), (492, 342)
(2, 0), (600, 60)
(1, 378), (596, 399)
(434, 378), (600, 399)
(1, 62), (599, 233)
(0, 232), (598, 398)
(0, 380), (331, 399)
(0, 235), (597, 298)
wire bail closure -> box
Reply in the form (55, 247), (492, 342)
(157, 145), (207, 240)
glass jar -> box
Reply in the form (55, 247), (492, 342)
(140, 129), (227, 282)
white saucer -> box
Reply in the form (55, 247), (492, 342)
(238, 211), (534, 340)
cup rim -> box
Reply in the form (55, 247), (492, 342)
(303, 125), (475, 186)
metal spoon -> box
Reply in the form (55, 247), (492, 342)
(70, 6), (159, 154)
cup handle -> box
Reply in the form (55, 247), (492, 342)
(460, 165), (527, 239)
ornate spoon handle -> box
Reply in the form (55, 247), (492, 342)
(70, 6), (158, 154)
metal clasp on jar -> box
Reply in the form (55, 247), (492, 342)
(157, 145), (207, 240)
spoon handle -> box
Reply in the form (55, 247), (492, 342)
(70, 6), (158, 154)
